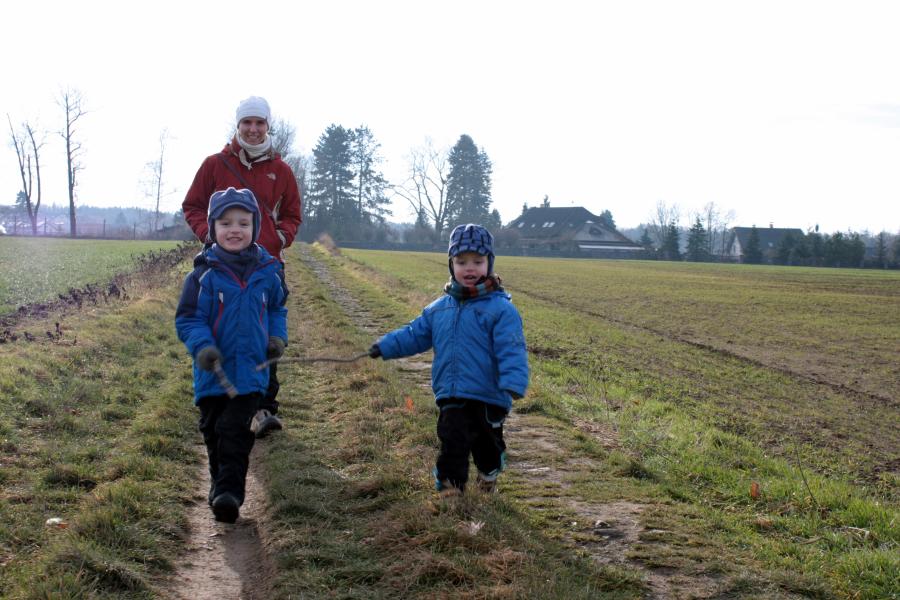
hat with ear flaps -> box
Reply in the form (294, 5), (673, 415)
(447, 223), (495, 276)
(207, 187), (261, 244)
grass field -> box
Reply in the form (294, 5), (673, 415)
(337, 249), (900, 597)
(0, 244), (896, 599)
(0, 237), (183, 315)
(343, 251), (900, 482)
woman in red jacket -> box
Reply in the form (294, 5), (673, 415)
(183, 96), (302, 438)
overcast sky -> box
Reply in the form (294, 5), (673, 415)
(3, 0), (900, 234)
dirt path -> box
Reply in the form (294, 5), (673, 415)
(298, 246), (725, 599)
(165, 443), (271, 600)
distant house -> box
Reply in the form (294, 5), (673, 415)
(728, 225), (805, 263)
(505, 206), (643, 258)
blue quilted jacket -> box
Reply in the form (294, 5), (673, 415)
(376, 291), (528, 411)
(175, 245), (288, 403)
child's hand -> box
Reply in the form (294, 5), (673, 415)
(507, 390), (523, 400)
(197, 346), (222, 371)
(267, 337), (286, 359)
(368, 344), (382, 359)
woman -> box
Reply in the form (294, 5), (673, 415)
(182, 96), (302, 438)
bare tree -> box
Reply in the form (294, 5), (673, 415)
(142, 128), (173, 232)
(7, 115), (45, 235)
(269, 116), (296, 158)
(391, 139), (452, 237)
(269, 117), (314, 229)
(283, 153), (312, 225)
(58, 88), (87, 237)
(648, 200), (681, 247)
(697, 201), (736, 258)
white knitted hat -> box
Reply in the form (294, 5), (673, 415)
(235, 96), (271, 124)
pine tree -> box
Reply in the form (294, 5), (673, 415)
(598, 210), (616, 230)
(639, 228), (656, 259)
(775, 231), (800, 265)
(349, 126), (390, 227)
(808, 231), (825, 266)
(446, 134), (492, 227)
(661, 221), (681, 261)
(875, 232), (888, 269)
(686, 217), (709, 262)
(743, 226), (763, 264)
(309, 124), (354, 233)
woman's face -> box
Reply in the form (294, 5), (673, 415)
(238, 117), (268, 145)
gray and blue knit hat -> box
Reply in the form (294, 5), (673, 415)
(447, 223), (494, 275)
(207, 187), (261, 244)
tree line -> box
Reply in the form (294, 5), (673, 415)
(290, 126), (499, 244)
(628, 202), (900, 269)
(7, 94), (499, 244)
(8, 96), (898, 268)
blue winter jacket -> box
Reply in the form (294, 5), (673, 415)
(376, 290), (528, 411)
(175, 245), (288, 404)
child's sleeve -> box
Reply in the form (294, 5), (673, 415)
(267, 269), (289, 343)
(175, 269), (216, 358)
(376, 308), (434, 359)
(493, 304), (529, 399)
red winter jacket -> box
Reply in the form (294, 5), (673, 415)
(183, 138), (302, 260)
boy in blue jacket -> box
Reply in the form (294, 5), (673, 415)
(369, 224), (529, 497)
(175, 187), (288, 523)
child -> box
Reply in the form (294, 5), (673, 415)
(369, 224), (529, 496)
(175, 187), (288, 523)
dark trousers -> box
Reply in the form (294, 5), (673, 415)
(435, 399), (507, 490)
(198, 393), (260, 505)
(260, 362), (279, 414)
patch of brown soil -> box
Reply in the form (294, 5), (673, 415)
(162, 444), (273, 600)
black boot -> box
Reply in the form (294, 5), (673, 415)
(211, 492), (240, 523)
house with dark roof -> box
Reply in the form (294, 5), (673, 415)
(505, 206), (643, 258)
(728, 226), (805, 263)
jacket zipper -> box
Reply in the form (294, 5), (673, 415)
(213, 291), (224, 337)
(259, 292), (267, 325)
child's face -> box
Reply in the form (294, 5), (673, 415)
(214, 207), (254, 252)
(452, 251), (489, 286)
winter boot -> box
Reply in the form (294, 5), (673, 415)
(211, 492), (240, 524)
(252, 408), (283, 439)
(435, 474), (463, 500)
(476, 471), (498, 494)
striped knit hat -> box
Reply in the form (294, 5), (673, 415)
(447, 223), (494, 275)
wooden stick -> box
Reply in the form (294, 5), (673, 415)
(256, 352), (370, 371)
(213, 361), (238, 398)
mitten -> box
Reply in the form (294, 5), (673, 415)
(368, 344), (382, 359)
(267, 337), (286, 359)
(507, 390), (523, 400)
(197, 346), (222, 371)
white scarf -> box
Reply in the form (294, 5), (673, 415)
(236, 132), (273, 168)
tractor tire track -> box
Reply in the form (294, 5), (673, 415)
(518, 287), (896, 407)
